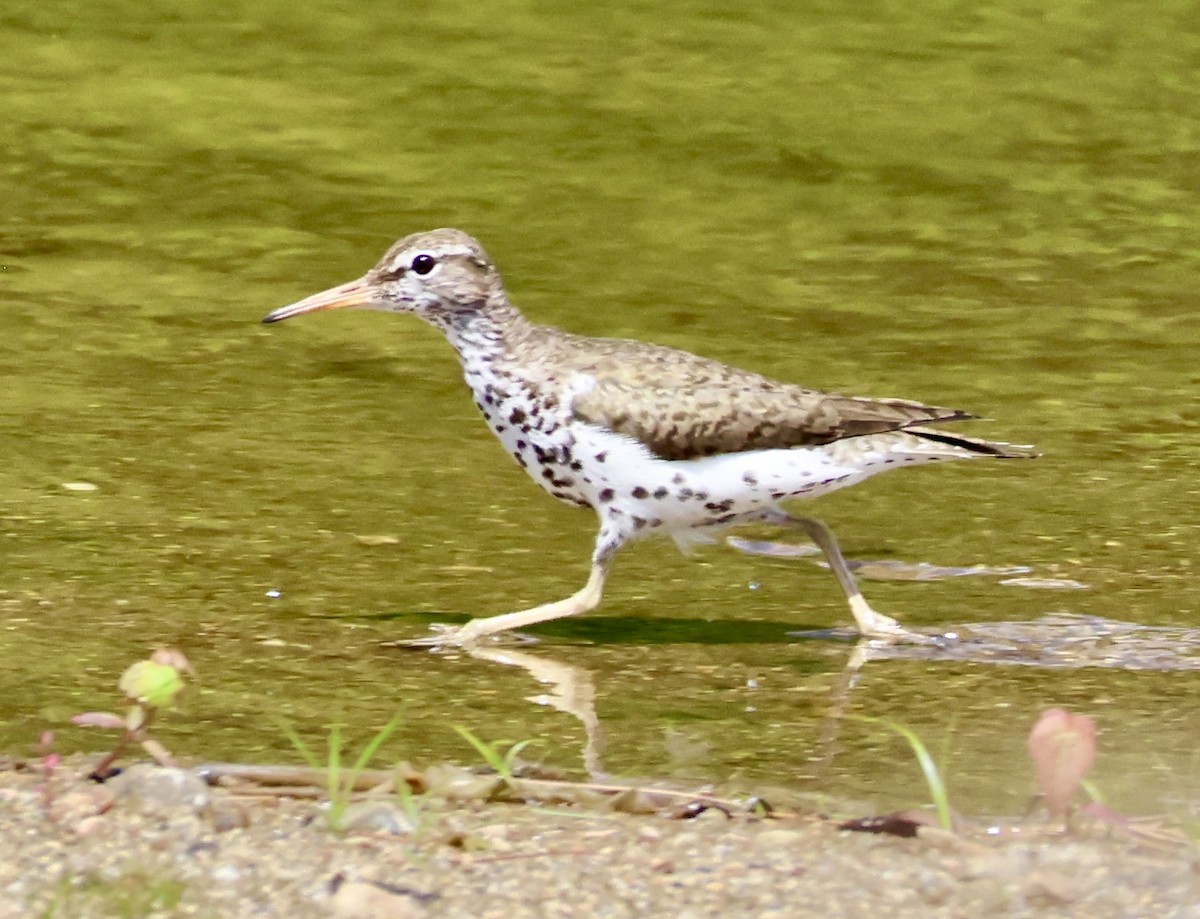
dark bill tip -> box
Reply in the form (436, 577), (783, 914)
(261, 277), (378, 325)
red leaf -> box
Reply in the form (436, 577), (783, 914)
(1028, 708), (1097, 817)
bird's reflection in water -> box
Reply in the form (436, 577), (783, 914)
(460, 643), (607, 779)
(455, 636), (884, 783)
(454, 613), (1200, 787)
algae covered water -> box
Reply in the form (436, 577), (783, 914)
(3, 1), (1199, 815)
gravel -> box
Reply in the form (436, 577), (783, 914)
(2, 758), (1197, 918)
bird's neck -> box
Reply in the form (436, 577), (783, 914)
(436, 292), (527, 359)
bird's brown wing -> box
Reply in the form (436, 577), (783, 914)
(571, 378), (974, 461)
(513, 328), (976, 461)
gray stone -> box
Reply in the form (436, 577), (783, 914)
(108, 764), (210, 816)
(338, 801), (417, 836)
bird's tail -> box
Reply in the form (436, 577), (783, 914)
(905, 426), (1038, 459)
(824, 427), (1036, 471)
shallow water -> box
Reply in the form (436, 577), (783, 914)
(3, 1), (1200, 816)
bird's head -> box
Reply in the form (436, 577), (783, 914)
(263, 228), (502, 329)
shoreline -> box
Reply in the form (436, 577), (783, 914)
(2, 754), (1195, 918)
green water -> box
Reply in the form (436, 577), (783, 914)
(3, 1), (1199, 815)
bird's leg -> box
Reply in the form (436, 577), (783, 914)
(401, 534), (618, 648)
(763, 510), (933, 643)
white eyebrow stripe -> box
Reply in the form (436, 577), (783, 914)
(431, 245), (479, 259)
(386, 245), (479, 275)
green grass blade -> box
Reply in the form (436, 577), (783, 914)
(453, 725), (512, 781)
(277, 720), (322, 772)
(395, 773), (417, 819)
(326, 724), (343, 825)
(279, 719), (408, 833)
(1080, 778), (1106, 805)
(853, 715), (953, 831)
(503, 739), (534, 773)
(350, 715), (402, 775)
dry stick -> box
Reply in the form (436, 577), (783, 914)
(193, 762), (763, 815)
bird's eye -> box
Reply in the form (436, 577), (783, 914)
(410, 253), (437, 276)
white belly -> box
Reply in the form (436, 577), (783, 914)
(562, 423), (978, 546)
(463, 363), (978, 545)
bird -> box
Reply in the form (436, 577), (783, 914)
(263, 228), (1033, 648)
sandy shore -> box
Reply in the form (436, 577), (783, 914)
(2, 756), (1196, 918)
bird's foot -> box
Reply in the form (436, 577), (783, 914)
(858, 618), (942, 646)
(386, 621), (538, 651)
(387, 622), (483, 651)
(850, 598), (945, 646)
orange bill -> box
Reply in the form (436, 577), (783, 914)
(262, 277), (380, 324)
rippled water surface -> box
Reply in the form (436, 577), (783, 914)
(3, 1), (1199, 815)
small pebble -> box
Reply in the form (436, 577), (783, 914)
(330, 880), (424, 919)
(209, 798), (250, 832)
(108, 764), (210, 816)
(48, 784), (115, 827)
(637, 826), (664, 842)
(753, 828), (804, 850)
(339, 801), (416, 836)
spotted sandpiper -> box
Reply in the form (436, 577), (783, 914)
(264, 229), (1033, 647)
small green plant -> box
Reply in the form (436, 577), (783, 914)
(39, 870), (186, 918)
(71, 649), (193, 778)
(453, 725), (534, 785)
(281, 715), (402, 831)
(393, 770), (430, 838)
(852, 715), (953, 831)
